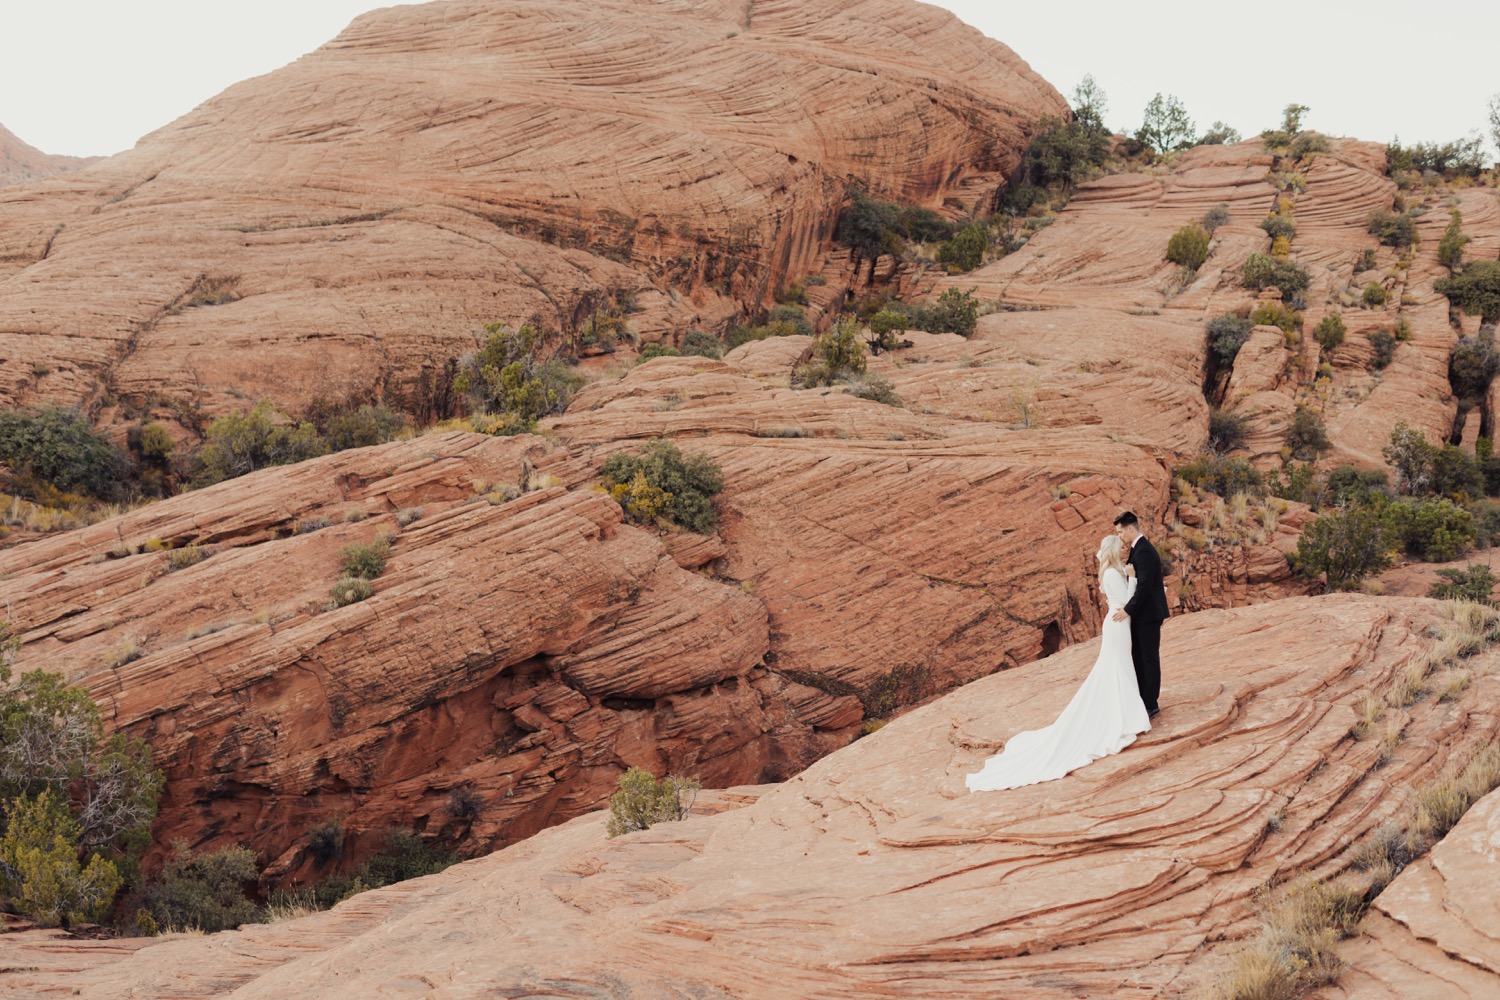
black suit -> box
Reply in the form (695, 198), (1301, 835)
(1123, 536), (1169, 714)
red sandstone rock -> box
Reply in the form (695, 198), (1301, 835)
(4, 596), (1493, 998)
(0, 0), (1065, 432)
(0, 123), (98, 185)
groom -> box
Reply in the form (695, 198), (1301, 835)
(1110, 511), (1169, 718)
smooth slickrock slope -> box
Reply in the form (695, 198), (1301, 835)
(0, 123), (98, 184)
(3, 596), (1494, 998)
(0, 0), (1064, 429)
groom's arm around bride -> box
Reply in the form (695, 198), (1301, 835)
(1113, 511), (1168, 718)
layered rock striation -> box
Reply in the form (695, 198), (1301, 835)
(4, 596), (1494, 998)
(0, 0), (1065, 430)
(0, 123), (98, 185)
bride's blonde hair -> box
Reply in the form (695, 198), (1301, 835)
(1096, 534), (1125, 585)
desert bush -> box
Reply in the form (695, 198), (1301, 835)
(845, 373), (902, 407)
(937, 223), (987, 272)
(1286, 407), (1329, 460)
(1201, 203), (1231, 234)
(0, 789), (124, 927)
(1450, 332), (1500, 402)
(1367, 209), (1418, 249)
(1362, 282), (1388, 308)
(1435, 261), (1500, 324)
(322, 404), (407, 452)
(1405, 498), (1476, 561)
(395, 507), (423, 528)
(767, 304), (813, 335)
(1323, 466), (1389, 508)
(164, 545), (206, 571)
(1437, 211), (1469, 272)
(1289, 131), (1330, 158)
(1250, 301), (1299, 335)
(133, 422), (175, 463)
(301, 828), (457, 910)
(1174, 454), (1265, 499)
(455, 324), (583, 428)
(605, 767), (701, 838)
(918, 287), (980, 338)
(1018, 115), (1112, 188)
(1429, 564), (1496, 604)
(636, 344), (680, 362)
(1208, 410), (1247, 454)
(1198, 123), (1241, 146)
(836, 191), (954, 258)
(0, 408), (131, 501)
(1384, 421), (1435, 495)
(1241, 253), (1310, 293)
(1259, 213), (1296, 242)
(1312, 313), (1346, 352)
(1294, 506), (1394, 591)
(194, 401), (328, 487)
(724, 318), (806, 350)
(338, 536), (391, 580)
(1386, 136), (1486, 178)
(1368, 328), (1397, 370)
(1359, 248), (1378, 272)
(801, 317), (867, 387)
(1166, 222), (1211, 271)
(1207, 313), (1254, 367)
(679, 330), (724, 359)
(1430, 444), (1484, 501)
(135, 843), (259, 933)
(865, 309), (909, 353)
(600, 439), (725, 534)
(330, 577), (373, 607)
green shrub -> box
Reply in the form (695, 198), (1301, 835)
(1135, 92), (1195, 153)
(680, 330), (724, 359)
(1260, 213), (1297, 241)
(919, 287), (979, 338)
(1201, 203), (1232, 234)
(605, 767), (701, 838)
(1469, 497), (1500, 546)
(1406, 498), (1476, 561)
(1313, 313), (1346, 352)
(724, 319), (805, 350)
(1359, 248), (1378, 272)
(322, 404), (407, 452)
(1251, 301), (1300, 335)
(1385, 422), (1436, 496)
(600, 440), (725, 534)
(766, 304), (813, 335)
(1450, 333), (1500, 403)
(1289, 132), (1330, 158)
(0, 789), (123, 927)
(1207, 313), (1255, 367)
(338, 536), (391, 580)
(845, 373), (902, 407)
(865, 309), (909, 353)
(1270, 461), (1319, 504)
(1198, 123), (1241, 146)
(1367, 210), (1418, 249)
(1287, 407), (1329, 461)
(1242, 253), (1310, 293)
(1386, 136), (1486, 178)
(302, 828), (457, 910)
(801, 317), (867, 387)
(195, 401), (328, 487)
(1431, 444), (1484, 502)
(455, 324), (583, 427)
(1324, 466), (1389, 507)
(1368, 329), (1397, 370)
(1208, 409), (1247, 454)
(1019, 115), (1112, 188)
(134, 422), (175, 462)
(136, 843), (260, 933)
(1435, 261), (1500, 324)
(1166, 222), (1211, 271)
(1294, 506), (1393, 592)
(836, 191), (955, 258)
(636, 344), (681, 362)
(330, 577), (373, 607)
(1429, 564), (1496, 604)
(1174, 454), (1265, 498)
(0, 408), (131, 501)
(1437, 211), (1469, 272)
(937, 223), (988, 272)
(1362, 282), (1388, 308)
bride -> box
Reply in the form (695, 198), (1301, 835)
(966, 534), (1151, 792)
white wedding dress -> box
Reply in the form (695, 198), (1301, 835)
(966, 566), (1151, 791)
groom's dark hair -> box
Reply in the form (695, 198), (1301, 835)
(1113, 511), (1139, 529)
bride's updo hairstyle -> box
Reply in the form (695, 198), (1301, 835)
(1096, 534), (1125, 585)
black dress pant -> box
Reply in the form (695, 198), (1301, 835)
(1130, 617), (1162, 714)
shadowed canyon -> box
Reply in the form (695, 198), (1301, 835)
(1, 0), (1498, 997)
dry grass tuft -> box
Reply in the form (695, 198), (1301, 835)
(1208, 879), (1363, 1000)
(1413, 744), (1500, 842)
(1385, 660), (1428, 708)
(1376, 717), (1404, 767)
(1350, 692), (1385, 741)
(1436, 672), (1472, 703)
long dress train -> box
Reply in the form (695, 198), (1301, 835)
(966, 566), (1151, 791)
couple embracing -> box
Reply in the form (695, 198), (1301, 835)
(966, 511), (1169, 792)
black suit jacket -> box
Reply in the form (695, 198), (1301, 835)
(1124, 536), (1170, 623)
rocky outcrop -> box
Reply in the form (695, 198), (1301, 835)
(0, 0), (1065, 432)
(4, 596), (1494, 998)
(0, 123), (97, 185)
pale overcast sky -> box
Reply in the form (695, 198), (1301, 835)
(1, 1), (1496, 159)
